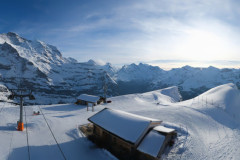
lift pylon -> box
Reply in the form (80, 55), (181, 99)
(8, 89), (35, 131)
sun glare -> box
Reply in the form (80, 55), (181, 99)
(176, 29), (230, 61)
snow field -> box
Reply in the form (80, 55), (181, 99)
(0, 84), (240, 160)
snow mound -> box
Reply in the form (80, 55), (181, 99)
(159, 86), (182, 102)
(112, 86), (182, 106)
(140, 86), (181, 103)
(200, 83), (240, 120)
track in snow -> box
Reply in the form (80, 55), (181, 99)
(37, 105), (67, 160)
(0, 103), (68, 160)
(0, 102), (6, 113)
(24, 106), (30, 160)
(0, 103), (24, 160)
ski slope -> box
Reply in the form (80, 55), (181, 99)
(0, 83), (240, 160)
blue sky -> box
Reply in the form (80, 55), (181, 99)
(0, 0), (240, 68)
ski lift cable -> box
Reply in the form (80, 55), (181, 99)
(0, 102), (6, 113)
(7, 103), (19, 160)
(24, 106), (31, 160)
(37, 105), (67, 160)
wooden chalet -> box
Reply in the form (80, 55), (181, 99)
(82, 108), (176, 160)
(76, 94), (101, 106)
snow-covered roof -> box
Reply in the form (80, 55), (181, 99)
(153, 126), (175, 134)
(88, 108), (162, 144)
(137, 130), (165, 157)
(77, 94), (100, 103)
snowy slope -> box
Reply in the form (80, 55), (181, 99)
(0, 84), (240, 160)
(187, 83), (240, 121)
(109, 84), (240, 159)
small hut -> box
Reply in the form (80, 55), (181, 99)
(76, 94), (100, 106)
(87, 108), (162, 160)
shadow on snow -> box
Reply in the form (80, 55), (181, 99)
(9, 138), (114, 160)
(43, 104), (86, 112)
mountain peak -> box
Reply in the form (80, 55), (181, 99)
(86, 59), (106, 66)
(87, 59), (97, 65)
(7, 32), (19, 37)
(0, 32), (27, 45)
(207, 66), (218, 70)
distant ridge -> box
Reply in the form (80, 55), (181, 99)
(0, 32), (240, 104)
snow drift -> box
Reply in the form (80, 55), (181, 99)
(199, 83), (240, 120)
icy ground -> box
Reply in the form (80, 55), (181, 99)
(0, 84), (240, 160)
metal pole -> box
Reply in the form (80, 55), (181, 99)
(17, 96), (24, 131)
(20, 96), (23, 123)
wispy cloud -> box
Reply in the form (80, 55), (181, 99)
(2, 0), (240, 67)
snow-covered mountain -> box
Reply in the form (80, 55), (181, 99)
(1, 32), (240, 104)
(117, 63), (165, 81)
(152, 65), (240, 99)
(117, 64), (240, 100)
(0, 32), (117, 104)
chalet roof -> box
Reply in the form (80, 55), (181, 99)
(137, 130), (165, 157)
(88, 108), (162, 144)
(77, 94), (100, 103)
(153, 126), (175, 134)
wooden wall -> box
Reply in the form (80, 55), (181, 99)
(92, 125), (135, 160)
